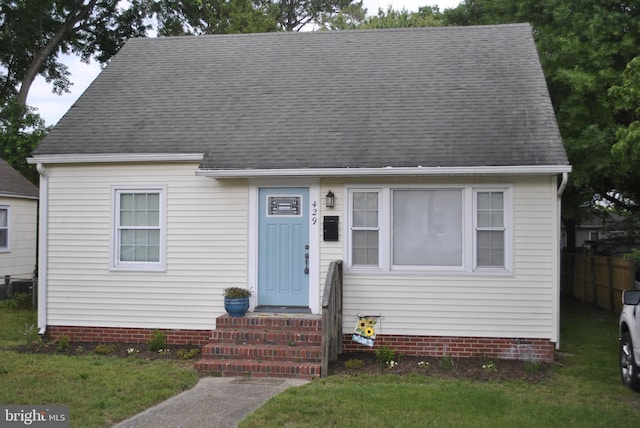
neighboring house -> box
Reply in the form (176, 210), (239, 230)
(561, 214), (630, 251)
(0, 158), (39, 279)
(28, 24), (570, 363)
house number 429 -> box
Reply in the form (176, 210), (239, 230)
(312, 200), (318, 225)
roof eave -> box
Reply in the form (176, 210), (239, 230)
(196, 165), (572, 178)
(0, 192), (39, 200)
(27, 153), (205, 164)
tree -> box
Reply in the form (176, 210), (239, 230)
(357, 5), (442, 29)
(0, 0), (150, 180)
(0, 101), (48, 184)
(151, 0), (364, 35)
(149, 0), (277, 35)
(443, 0), (640, 248)
(609, 56), (640, 210)
(258, 0), (357, 31)
(1, 0), (150, 116)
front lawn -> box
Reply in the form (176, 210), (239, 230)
(0, 303), (198, 427)
(2, 298), (639, 427)
(240, 300), (640, 427)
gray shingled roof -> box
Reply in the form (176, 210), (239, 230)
(0, 158), (38, 198)
(35, 24), (568, 170)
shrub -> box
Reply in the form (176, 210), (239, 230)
(176, 348), (200, 360)
(524, 360), (542, 374)
(22, 323), (39, 347)
(223, 287), (253, 298)
(343, 358), (365, 369)
(439, 354), (456, 371)
(56, 335), (70, 352)
(148, 329), (167, 352)
(94, 344), (117, 355)
(6, 293), (33, 311)
(375, 345), (397, 365)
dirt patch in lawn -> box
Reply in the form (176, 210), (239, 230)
(329, 352), (554, 383)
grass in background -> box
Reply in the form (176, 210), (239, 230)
(0, 302), (198, 427)
(241, 300), (640, 427)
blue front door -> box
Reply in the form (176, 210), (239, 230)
(258, 187), (310, 307)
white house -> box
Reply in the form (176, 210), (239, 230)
(0, 158), (39, 281)
(28, 25), (570, 367)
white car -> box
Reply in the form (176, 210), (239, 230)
(619, 289), (640, 391)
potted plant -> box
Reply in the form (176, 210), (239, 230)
(223, 287), (253, 317)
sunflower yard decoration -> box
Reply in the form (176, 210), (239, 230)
(352, 315), (380, 347)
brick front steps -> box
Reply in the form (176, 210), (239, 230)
(195, 313), (323, 380)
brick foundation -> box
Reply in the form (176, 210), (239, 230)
(45, 325), (212, 346)
(342, 334), (555, 362)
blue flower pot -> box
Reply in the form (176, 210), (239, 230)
(224, 297), (250, 317)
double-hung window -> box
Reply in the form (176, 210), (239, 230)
(351, 191), (380, 267)
(348, 186), (511, 273)
(113, 187), (166, 271)
(0, 206), (8, 251)
(474, 190), (506, 269)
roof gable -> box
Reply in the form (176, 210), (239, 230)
(0, 158), (38, 198)
(34, 25), (569, 171)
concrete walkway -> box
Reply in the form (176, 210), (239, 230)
(112, 377), (309, 428)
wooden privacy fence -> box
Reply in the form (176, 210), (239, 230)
(561, 253), (637, 313)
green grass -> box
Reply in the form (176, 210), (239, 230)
(0, 302), (198, 427)
(240, 300), (640, 427)
(3, 298), (640, 427)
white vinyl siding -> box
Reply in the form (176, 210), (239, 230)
(43, 162), (248, 330)
(0, 198), (38, 278)
(321, 176), (560, 344)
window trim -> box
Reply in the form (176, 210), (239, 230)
(472, 188), (511, 273)
(348, 189), (383, 269)
(0, 205), (9, 252)
(346, 185), (512, 274)
(111, 186), (167, 272)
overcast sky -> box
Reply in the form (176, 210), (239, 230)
(27, 0), (462, 126)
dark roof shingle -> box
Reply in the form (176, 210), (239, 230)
(35, 24), (569, 170)
(0, 158), (38, 198)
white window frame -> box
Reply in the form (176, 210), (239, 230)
(346, 185), (512, 274)
(472, 188), (511, 273)
(347, 188), (385, 270)
(0, 205), (9, 252)
(112, 186), (167, 272)
(391, 187), (466, 272)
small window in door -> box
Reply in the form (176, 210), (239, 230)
(268, 196), (302, 216)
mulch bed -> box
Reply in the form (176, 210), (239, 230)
(329, 351), (554, 383)
(14, 341), (555, 382)
(14, 341), (200, 360)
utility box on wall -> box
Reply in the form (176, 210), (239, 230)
(323, 216), (339, 241)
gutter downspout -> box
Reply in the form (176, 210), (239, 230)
(36, 163), (48, 335)
(555, 172), (569, 350)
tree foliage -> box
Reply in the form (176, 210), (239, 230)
(356, 5), (442, 29)
(443, 0), (640, 246)
(149, 0), (277, 35)
(0, 101), (47, 184)
(1, 0), (150, 113)
(0, 0), (150, 180)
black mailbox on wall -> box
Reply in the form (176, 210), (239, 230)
(323, 216), (339, 241)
